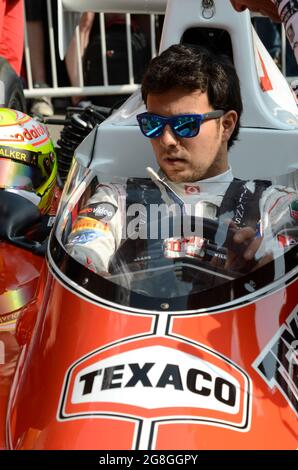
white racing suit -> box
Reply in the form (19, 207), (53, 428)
(66, 168), (298, 274)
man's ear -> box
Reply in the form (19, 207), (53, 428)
(221, 110), (238, 142)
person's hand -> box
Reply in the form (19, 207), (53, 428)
(224, 223), (272, 272)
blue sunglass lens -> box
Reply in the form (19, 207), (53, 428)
(173, 116), (199, 137)
(141, 116), (163, 137)
(139, 114), (201, 138)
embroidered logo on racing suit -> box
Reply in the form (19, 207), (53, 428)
(278, 234), (298, 247)
(79, 202), (117, 222)
(184, 185), (200, 195)
(68, 218), (110, 245)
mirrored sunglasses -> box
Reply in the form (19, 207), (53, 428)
(136, 110), (224, 139)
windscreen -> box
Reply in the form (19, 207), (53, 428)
(52, 163), (298, 311)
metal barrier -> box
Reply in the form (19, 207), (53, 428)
(24, 1), (160, 100)
(23, 2), (297, 101)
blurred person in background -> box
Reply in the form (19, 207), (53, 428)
(0, 0), (24, 75)
(25, 0), (54, 116)
(65, 11), (95, 107)
(230, 1), (298, 66)
(81, 13), (150, 108)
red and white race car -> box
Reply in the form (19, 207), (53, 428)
(1, 0), (298, 450)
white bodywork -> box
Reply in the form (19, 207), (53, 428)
(60, 0), (298, 179)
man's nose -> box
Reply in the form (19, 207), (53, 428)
(159, 124), (179, 147)
(230, 1), (247, 12)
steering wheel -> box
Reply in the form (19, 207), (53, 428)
(109, 215), (248, 274)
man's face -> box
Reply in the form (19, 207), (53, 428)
(146, 88), (231, 183)
(230, 1), (280, 22)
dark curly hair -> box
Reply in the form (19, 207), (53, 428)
(141, 44), (243, 149)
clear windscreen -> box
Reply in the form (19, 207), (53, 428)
(52, 162), (298, 311)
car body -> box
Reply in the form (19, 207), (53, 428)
(3, 0), (298, 450)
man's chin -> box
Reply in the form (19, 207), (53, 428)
(162, 168), (202, 184)
(161, 167), (185, 183)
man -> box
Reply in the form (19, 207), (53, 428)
(67, 44), (297, 274)
(230, 1), (298, 66)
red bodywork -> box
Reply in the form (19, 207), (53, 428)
(0, 243), (44, 449)
(5, 267), (297, 449)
